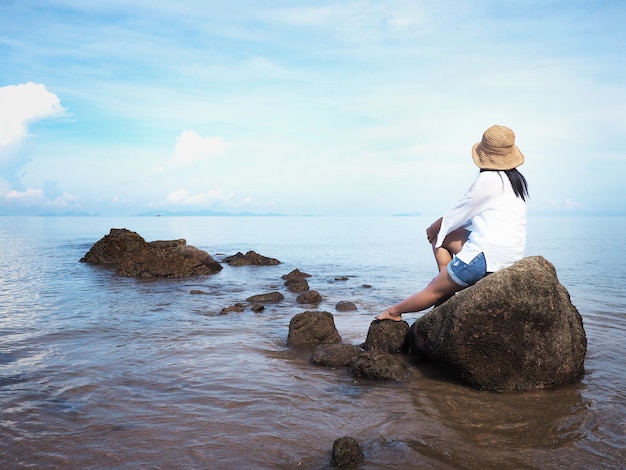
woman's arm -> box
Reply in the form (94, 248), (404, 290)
(426, 217), (442, 244)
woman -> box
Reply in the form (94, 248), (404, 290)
(376, 125), (529, 321)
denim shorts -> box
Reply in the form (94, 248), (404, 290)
(447, 252), (487, 287)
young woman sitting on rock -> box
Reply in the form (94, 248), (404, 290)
(376, 125), (529, 321)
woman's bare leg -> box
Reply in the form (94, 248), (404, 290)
(433, 227), (469, 272)
(375, 269), (463, 321)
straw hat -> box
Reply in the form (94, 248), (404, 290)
(472, 125), (524, 170)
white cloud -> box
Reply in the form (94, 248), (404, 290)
(3, 188), (45, 203)
(163, 187), (231, 206)
(173, 130), (229, 166)
(1, 187), (78, 207)
(0, 82), (66, 148)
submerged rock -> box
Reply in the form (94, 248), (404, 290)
(335, 301), (357, 312)
(296, 290), (322, 305)
(404, 256), (587, 391)
(287, 311), (342, 347)
(80, 228), (222, 278)
(310, 343), (362, 368)
(223, 250), (280, 266)
(350, 349), (410, 381)
(219, 303), (247, 315)
(246, 292), (285, 303)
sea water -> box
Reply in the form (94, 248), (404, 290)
(0, 216), (624, 469)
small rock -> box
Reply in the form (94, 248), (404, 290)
(251, 304), (265, 312)
(281, 268), (311, 280)
(335, 301), (357, 312)
(285, 278), (310, 293)
(189, 289), (208, 295)
(287, 311), (342, 347)
(364, 320), (410, 353)
(246, 292), (285, 303)
(296, 290), (322, 305)
(331, 437), (364, 467)
(219, 303), (246, 315)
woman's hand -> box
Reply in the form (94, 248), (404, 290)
(426, 217), (443, 244)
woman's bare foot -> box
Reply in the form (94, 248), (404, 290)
(375, 309), (402, 321)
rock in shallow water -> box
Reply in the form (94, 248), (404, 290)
(364, 319), (409, 353)
(222, 250), (280, 266)
(331, 436), (364, 467)
(296, 290), (322, 305)
(287, 311), (342, 347)
(80, 228), (222, 278)
(335, 301), (357, 312)
(404, 256), (587, 391)
(310, 343), (362, 368)
(350, 349), (410, 381)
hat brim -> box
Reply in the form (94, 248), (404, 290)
(472, 142), (524, 170)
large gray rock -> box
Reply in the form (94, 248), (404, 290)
(80, 228), (222, 278)
(404, 256), (587, 391)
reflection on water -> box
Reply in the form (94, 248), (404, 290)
(1, 216), (625, 469)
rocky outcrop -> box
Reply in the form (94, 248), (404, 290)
(223, 250), (280, 266)
(287, 311), (342, 347)
(80, 228), (222, 278)
(404, 256), (587, 391)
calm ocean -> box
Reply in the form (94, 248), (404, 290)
(1, 216), (624, 469)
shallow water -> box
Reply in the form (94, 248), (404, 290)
(0, 216), (624, 469)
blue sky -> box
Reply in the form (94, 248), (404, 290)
(1, 0), (624, 216)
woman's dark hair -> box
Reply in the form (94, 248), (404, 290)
(481, 168), (529, 201)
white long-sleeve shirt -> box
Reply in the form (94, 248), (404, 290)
(435, 170), (527, 272)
